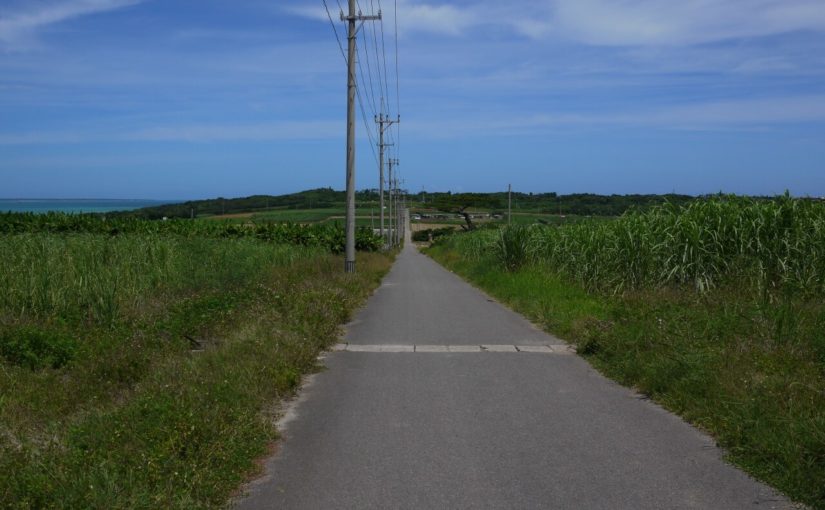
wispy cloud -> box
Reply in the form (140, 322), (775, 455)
(125, 121), (340, 142)
(0, 120), (341, 145)
(402, 94), (825, 138)
(551, 0), (825, 46)
(284, 1), (478, 37)
(0, 0), (141, 49)
(3, 94), (824, 146)
(394, 1), (479, 36)
(287, 0), (825, 45)
(651, 94), (825, 125)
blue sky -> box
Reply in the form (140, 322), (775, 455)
(1, 0), (824, 199)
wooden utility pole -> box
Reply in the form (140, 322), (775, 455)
(398, 177), (405, 246)
(393, 166), (402, 247)
(342, 1), (380, 272)
(395, 175), (401, 246)
(376, 114), (398, 246)
(387, 157), (395, 247)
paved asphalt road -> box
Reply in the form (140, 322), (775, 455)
(236, 221), (794, 510)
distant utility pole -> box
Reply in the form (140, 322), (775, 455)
(342, 1), (380, 273)
(508, 184), (512, 225)
(387, 157), (395, 247)
(395, 176), (400, 247)
(398, 177), (405, 246)
(394, 175), (400, 247)
(392, 164), (402, 246)
(376, 113), (398, 246)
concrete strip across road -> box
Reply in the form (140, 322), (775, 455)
(236, 219), (794, 510)
(332, 344), (573, 353)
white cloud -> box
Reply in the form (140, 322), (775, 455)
(396, 2), (477, 36)
(125, 121), (340, 142)
(0, 120), (342, 145)
(732, 56), (798, 74)
(402, 94), (825, 138)
(0, 0), (141, 49)
(282, 5), (328, 23)
(288, 0), (825, 45)
(4, 94), (824, 146)
(286, 1), (494, 38)
(550, 0), (825, 46)
(650, 94), (825, 125)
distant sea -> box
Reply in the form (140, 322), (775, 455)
(0, 199), (173, 214)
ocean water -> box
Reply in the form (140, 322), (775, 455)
(0, 199), (172, 214)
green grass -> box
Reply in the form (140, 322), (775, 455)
(0, 212), (385, 253)
(503, 212), (603, 226)
(426, 197), (825, 509)
(410, 213), (605, 228)
(452, 195), (825, 295)
(322, 217), (386, 228)
(251, 208), (344, 223)
(248, 208), (387, 229)
(0, 233), (392, 508)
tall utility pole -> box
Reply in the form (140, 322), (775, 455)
(398, 177), (405, 246)
(508, 184), (512, 225)
(395, 175), (400, 247)
(387, 157), (395, 247)
(342, 2), (380, 273)
(376, 114), (398, 246)
(390, 161), (401, 246)
(393, 175), (399, 247)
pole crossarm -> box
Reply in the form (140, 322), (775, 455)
(340, 11), (381, 36)
(340, 13), (382, 21)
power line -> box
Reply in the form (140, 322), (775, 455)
(356, 39), (379, 118)
(381, 20), (397, 151)
(324, 1), (380, 164)
(355, 47), (380, 166)
(358, 16), (379, 115)
(369, 0), (386, 115)
(354, 0), (377, 115)
(322, 0), (347, 65)
(352, 0), (381, 156)
(377, 0), (392, 114)
(321, 1), (382, 162)
(393, 0), (401, 158)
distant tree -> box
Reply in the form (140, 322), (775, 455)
(431, 193), (503, 230)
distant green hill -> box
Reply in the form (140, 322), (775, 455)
(114, 188), (380, 220)
(117, 188), (712, 220)
(415, 191), (697, 217)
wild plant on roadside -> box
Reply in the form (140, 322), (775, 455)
(494, 225), (533, 271)
(447, 195), (825, 295)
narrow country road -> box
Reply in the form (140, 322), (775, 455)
(236, 217), (793, 510)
